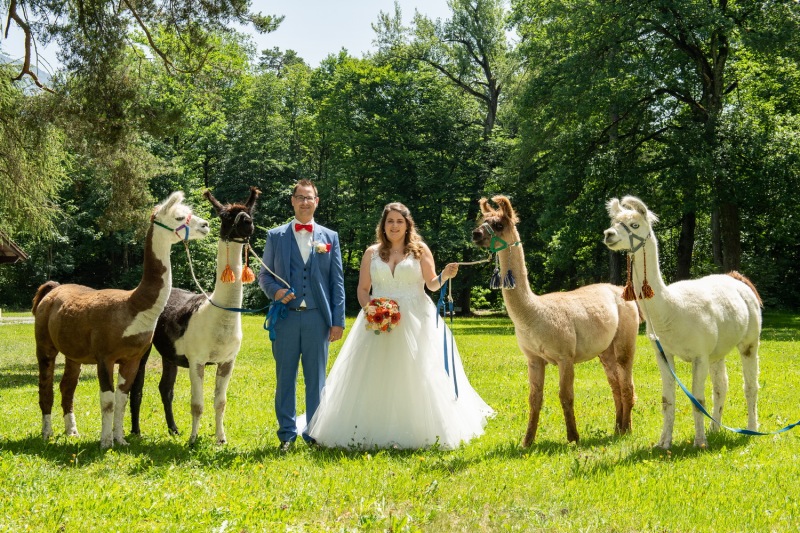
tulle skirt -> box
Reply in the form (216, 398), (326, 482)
(306, 292), (494, 450)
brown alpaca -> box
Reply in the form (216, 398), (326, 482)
(31, 192), (210, 448)
(472, 195), (639, 445)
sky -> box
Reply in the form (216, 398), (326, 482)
(252, 0), (453, 66)
(1, 0), (453, 71)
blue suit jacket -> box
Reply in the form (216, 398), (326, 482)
(258, 222), (345, 329)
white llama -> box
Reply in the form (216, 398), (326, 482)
(603, 196), (762, 449)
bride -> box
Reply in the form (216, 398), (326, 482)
(306, 202), (494, 449)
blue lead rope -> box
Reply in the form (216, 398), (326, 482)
(436, 275), (458, 398)
(652, 335), (800, 436)
(264, 289), (295, 341)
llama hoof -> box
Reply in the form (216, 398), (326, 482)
(114, 435), (130, 446)
(168, 426), (180, 436)
(693, 438), (708, 448)
(654, 440), (671, 450)
(41, 429), (53, 441)
(216, 437), (227, 445)
(100, 437), (113, 449)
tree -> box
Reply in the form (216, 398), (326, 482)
(511, 0), (800, 285)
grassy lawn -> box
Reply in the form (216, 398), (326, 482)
(1, 311), (799, 531)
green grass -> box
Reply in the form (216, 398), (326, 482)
(1, 312), (799, 531)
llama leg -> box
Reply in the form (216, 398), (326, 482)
(654, 349), (676, 449)
(709, 359), (728, 433)
(598, 350), (625, 434)
(523, 356), (546, 447)
(36, 345), (57, 441)
(159, 361), (180, 435)
(188, 362), (206, 444)
(60, 359), (82, 437)
(214, 360), (235, 445)
(129, 346), (151, 436)
(112, 359), (140, 446)
(739, 342), (760, 431)
(557, 359), (579, 443)
(691, 357), (710, 447)
(97, 360), (116, 449)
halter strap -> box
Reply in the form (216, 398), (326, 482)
(153, 213), (192, 242)
(480, 222), (522, 253)
(618, 222), (649, 254)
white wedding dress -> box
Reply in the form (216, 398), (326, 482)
(306, 252), (494, 449)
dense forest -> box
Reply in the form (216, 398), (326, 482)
(2, 0), (799, 313)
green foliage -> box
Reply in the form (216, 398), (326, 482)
(1, 314), (799, 530)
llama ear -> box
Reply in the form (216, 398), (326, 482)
(620, 196), (649, 217)
(606, 198), (622, 217)
(492, 195), (519, 224)
(479, 197), (491, 215)
(204, 189), (224, 214)
(245, 186), (261, 211)
(158, 191), (185, 214)
(620, 196), (659, 224)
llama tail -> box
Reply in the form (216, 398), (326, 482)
(727, 271), (763, 308)
(32, 281), (60, 315)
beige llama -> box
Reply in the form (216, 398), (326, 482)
(472, 195), (639, 445)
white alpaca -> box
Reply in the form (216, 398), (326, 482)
(603, 196), (762, 449)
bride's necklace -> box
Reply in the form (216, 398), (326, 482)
(390, 248), (405, 256)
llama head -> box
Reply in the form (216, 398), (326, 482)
(472, 195), (519, 249)
(603, 195), (658, 253)
(152, 191), (210, 243)
(204, 186), (261, 243)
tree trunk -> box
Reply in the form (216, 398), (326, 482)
(719, 201), (741, 272)
(608, 250), (623, 286)
(711, 208), (723, 270)
(676, 211), (696, 281)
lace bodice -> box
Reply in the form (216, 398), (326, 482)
(370, 252), (426, 301)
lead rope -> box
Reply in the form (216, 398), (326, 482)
(436, 273), (458, 399)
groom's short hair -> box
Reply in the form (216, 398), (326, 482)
(292, 179), (318, 197)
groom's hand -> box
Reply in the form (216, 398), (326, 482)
(329, 326), (344, 342)
(275, 288), (295, 304)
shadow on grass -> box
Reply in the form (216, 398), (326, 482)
(761, 311), (800, 342)
(0, 364), (99, 391)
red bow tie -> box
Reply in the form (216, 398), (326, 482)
(295, 223), (313, 232)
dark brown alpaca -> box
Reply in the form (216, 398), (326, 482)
(31, 192), (210, 448)
(129, 187), (260, 444)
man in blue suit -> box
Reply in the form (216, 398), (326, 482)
(259, 179), (346, 451)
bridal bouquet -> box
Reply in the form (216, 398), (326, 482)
(364, 297), (401, 334)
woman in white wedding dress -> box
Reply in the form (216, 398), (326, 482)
(306, 202), (494, 449)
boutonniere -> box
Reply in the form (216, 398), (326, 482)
(312, 241), (331, 254)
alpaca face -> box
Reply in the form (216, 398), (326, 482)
(472, 195), (517, 248)
(153, 192), (210, 243)
(603, 196), (656, 252)
(205, 187), (261, 243)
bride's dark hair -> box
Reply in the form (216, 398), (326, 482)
(375, 202), (424, 261)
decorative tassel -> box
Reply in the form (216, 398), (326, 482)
(221, 244), (236, 283)
(490, 255), (502, 289)
(503, 269), (516, 289)
(622, 254), (637, 301)
(639, 248), (654, 299)
(241, 245), (256, 284)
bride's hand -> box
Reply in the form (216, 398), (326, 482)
(444, 263), (459, 280)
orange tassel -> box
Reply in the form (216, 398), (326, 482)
(221, 244), (236, 283)
(622, 255), (636, 301)
(241, 265), (255, 284)
(241, 245), (255, 283)
(221, 265), (236, 283)
(639, 248), (654, 299)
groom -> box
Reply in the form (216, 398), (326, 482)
(259, 179), (345, 451)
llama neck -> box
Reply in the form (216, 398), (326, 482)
(497, 231), (538, 317)
(211, 241), (245, 307)
(629, 234), (669, 319)
(125, 224), (174, 337)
